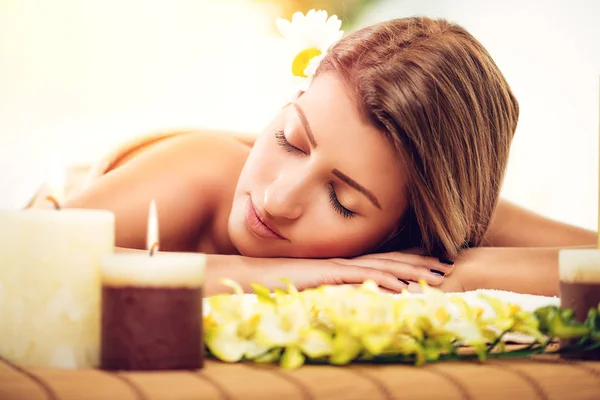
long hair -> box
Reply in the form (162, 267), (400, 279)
(317, 17), (519, 260)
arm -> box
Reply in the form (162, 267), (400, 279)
(114, 246), (449, 296)
(433, 199), (596, 296)
(453, 247), (560, 296)
(400, 199), (592, 295)
(205, 253), (452, 296)
(483, 199), (596, 247)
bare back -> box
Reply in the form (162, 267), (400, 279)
(65, 130), (253, 254)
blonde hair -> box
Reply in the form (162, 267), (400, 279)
(318, 17), (519, 260)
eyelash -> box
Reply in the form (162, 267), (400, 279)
(274, 129), (302, 154)
(273, 129), (355, 219)
(328, 183), (356, 219)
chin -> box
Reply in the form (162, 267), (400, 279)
(231, 238), (284, 258)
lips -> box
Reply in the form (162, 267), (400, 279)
(244, 197), (287, 240)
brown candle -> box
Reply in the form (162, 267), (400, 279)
(558, 249), (600, 360)
(100, 253), (206, 370)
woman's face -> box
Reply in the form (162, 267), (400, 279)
(228, 72), (408, 258)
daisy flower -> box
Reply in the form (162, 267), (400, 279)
(276, 9), (344, 93)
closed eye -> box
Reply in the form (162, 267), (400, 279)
(274, 129), (305, 155)
(328, 183), (356, 219)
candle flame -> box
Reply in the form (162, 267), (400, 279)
(147, 200), (160, 252)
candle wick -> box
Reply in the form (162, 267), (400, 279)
(149, 242), (159, 257)
(45, 196), (62, 210)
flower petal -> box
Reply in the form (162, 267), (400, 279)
(204, 322), (247, 362)
(276, 18), (292, 39)
(280, 346), (305, 370)
(330, 332), (362, 365)
(301, 329), (333, 358)
(362, 332), (393, 355)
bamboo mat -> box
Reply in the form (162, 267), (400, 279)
(1, 353), (599, 400)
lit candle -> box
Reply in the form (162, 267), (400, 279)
(557, 79), (600, 360)
(0, 168), (115, 368)
(100, 200), (206, 371)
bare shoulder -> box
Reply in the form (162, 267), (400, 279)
(106, 130), (252, 197)
(117, 130), (251, 174)
(66, 130), (251, 251)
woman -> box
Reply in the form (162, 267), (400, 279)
(61, 16), (595, 296)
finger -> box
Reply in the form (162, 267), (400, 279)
(370, 256), (453, 278)
(358, 259), (444, 286)
(337, 258), (444, 286)
(356, 252), (453, 274)
(325, 267), (408, 293)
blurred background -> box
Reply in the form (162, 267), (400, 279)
(1, 0), (599, 231)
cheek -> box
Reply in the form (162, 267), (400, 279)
(238, 138), (280, 188)
(295, 228), (383, 258)
(292, 209), (392, 258)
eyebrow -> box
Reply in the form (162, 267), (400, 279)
(292, 103), (318, 148)
(332, 169), (382, 210)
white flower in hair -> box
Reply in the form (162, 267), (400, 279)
(276, 9), (344, 94)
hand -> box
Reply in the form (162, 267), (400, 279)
(257, 252), (453, 294)
(341, 251), (454, 281)
(406, 273), (465, 293)
(405, 254), (465, 293)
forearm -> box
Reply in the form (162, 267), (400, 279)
(205, 254), (311, 296)
(458, 247), (560, 296)
(485, 199), (596, 247)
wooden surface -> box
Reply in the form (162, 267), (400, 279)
(1, 354), (599, 400)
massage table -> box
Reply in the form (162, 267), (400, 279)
(1, 352), (599, 400)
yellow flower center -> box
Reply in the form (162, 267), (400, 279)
(292, 48), (322, 78)
(237, 314), (260, 339)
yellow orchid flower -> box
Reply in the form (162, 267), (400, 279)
(479, 294), (545, 342)
(204, 280), (272, 362)
(330, 332), (362, 365)
(203, 279), (590, 368)
(204, 316), (271, 362)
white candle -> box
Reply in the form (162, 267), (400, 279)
(0, 208), (115, 369)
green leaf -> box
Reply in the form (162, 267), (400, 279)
(534, 306), (559, 334)
(584, 308), (600, 341)
(254, 348), (282, 364)
(535, 305), (590, 339)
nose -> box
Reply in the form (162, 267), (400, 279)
(263, 174), (306, 221)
